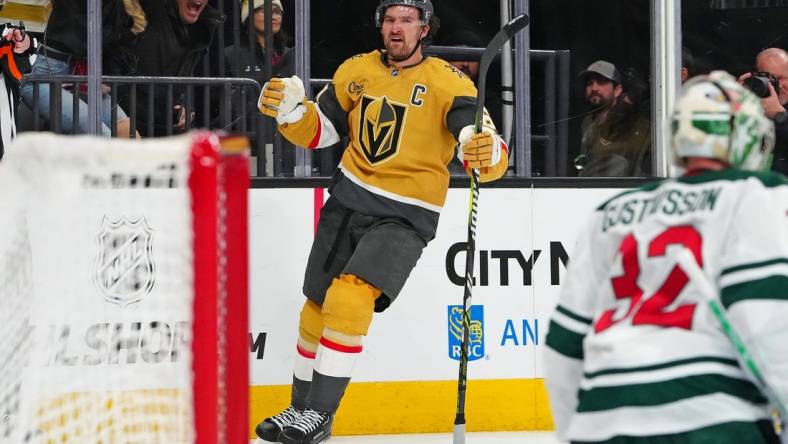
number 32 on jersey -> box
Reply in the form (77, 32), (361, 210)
(594, 225), (702, 333)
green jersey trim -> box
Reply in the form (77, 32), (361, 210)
(722, 258), (788, 276)
(584, 356), (739, 379)
(556, 304), (593, 325)
(576, 374), (766, 412)
(721, 275), (788, 309)
(546, 320), (584, 360)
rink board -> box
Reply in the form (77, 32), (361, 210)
(248, 187), (622, 437)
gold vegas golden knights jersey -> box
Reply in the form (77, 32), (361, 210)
(277, 50), (509, 240)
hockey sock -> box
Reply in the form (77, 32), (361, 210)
(292, 299), (323, 410)
(306, 274), (380, 413)
(307, 328), (363, 413)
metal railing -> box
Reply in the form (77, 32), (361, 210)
(21, 74), (298, 176)
(23, 74), (260, 134)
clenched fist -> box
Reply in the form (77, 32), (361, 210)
(258, 75), (306, 124)
(461, 130), (501, 169)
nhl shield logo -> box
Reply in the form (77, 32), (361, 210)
(94, 216), (155, 307)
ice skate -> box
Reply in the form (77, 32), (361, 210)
(279, 408), (333, 444)
(255, 405), (303, 442)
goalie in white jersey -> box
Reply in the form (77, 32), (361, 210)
(545, 71), (788, 444)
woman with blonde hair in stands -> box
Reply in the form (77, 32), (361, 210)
(20, 0), (146, 138)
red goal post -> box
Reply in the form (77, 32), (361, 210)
(0, 131), (249, 443)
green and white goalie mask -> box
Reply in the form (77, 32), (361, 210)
(671, 70), (775, 171)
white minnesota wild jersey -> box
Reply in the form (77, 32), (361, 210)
(545, 169), (788, 444)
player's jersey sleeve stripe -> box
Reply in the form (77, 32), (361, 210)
(555, 304), (593, 325)
(545, 319), (585, 360)
(307, 108), (324, 149)
(584, 356), (739, 379)
(316, 83), (350, 139)
(445, 96), (476, 141)
(721, 275), (788, 309)
(576, 374), (766, 413)
(721, 258), (788, 276)
(278, 102), (340, 149)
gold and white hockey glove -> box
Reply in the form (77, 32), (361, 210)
(458, 124), (503, 169)
(258, 75), (306, 124)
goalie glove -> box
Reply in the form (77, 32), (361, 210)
(258, 75), (307, 124)
(457, 124), (503, 169)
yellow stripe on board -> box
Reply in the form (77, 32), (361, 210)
(249, 378), (554, 438)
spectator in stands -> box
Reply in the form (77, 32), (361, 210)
(0, 21), (33, 158)
(114, 0), (224, 137)
(681, 46), (695, 83)
(441, 29), (503, 175)
(225, 0), (293, 83)
(20, 0), (145, 138)
(575, 60), (651, 177)
(441, 29), (502, 130)
(224, 0), (294, 163)
(738, 48), (788, 175)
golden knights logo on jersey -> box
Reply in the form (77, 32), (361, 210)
(94, 216), (155, 308)
(358, 95), (408, 165)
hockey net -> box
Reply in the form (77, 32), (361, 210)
(0, 132), (249, 443)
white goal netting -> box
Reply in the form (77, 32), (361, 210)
(0, 133), (216, 443)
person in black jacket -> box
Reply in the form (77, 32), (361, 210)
(113, 0), (224, 137)
(20, 0), (145, 138)
(224, 0), (294, 169)
(225, 0), (294, 83)
(0, 20), (32, 158)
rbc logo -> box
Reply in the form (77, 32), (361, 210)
(447, 305), (485, 361)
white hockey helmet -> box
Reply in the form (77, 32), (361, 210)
(671, 70), (775, 171)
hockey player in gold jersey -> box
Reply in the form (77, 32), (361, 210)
(254, 1), (508, 443)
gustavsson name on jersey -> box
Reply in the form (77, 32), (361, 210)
(601, 185), (722, 232)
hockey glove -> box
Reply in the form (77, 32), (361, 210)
(258, 75), (307, 124)
(458, 125), (503, 169)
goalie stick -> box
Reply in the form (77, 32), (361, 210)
(675, 248), (786, 436)
(453, 13), (530, 444)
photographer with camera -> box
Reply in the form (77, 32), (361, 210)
(739, 47), (788, 175)
(0, 19), (32, 158)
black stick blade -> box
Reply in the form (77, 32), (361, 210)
(475, 13), (530, 131)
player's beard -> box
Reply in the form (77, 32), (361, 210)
(385, 35), (421, 62)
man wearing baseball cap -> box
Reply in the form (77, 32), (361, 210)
(575, 59), (651, 177)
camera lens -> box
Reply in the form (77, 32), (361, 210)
(742, 75), (771, 98)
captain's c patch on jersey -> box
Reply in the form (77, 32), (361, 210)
(358, 95), (408, 165)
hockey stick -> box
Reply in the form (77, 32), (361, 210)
(453, 13), (530, 444)
(675, 248), (786, 435)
